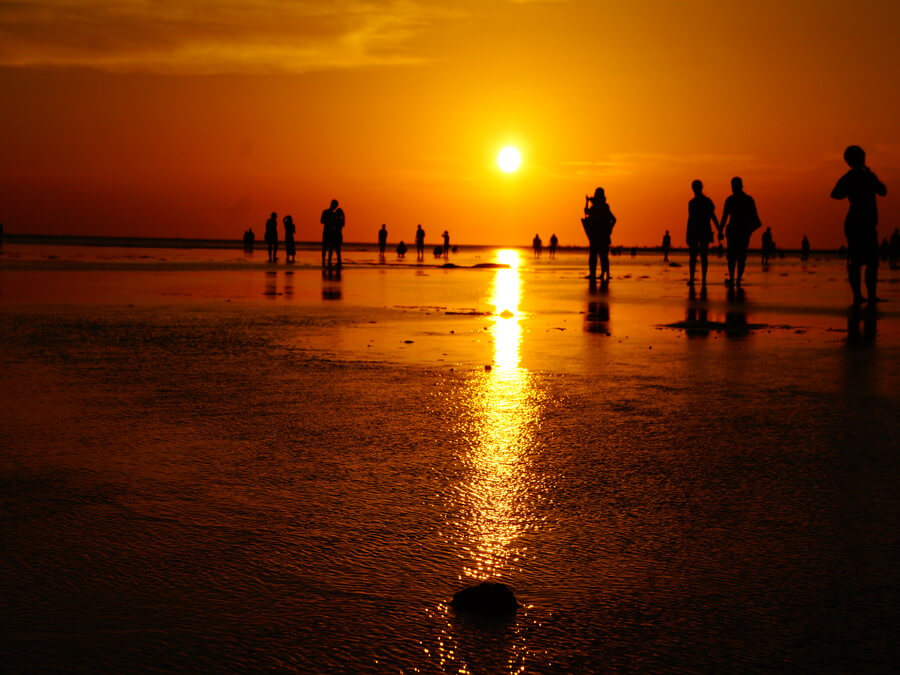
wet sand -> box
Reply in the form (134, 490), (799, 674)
(1, 244), (898, 672)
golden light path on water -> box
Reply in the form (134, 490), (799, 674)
(463, 248), (540, 579)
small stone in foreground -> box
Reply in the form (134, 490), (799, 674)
(450, 582), (518, 616)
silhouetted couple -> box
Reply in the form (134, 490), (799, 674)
(320, 199), (345, 268)
(831, 145), (887, 305)
(582, 187), (616, 281)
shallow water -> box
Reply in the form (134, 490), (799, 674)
(1, 246), (898, 672)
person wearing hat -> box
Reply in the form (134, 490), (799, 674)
(582, 187), (616, 281)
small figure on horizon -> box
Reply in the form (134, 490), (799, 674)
(662, 229), (671, 262)
(890, 228), (900, 269)
(265, 212), (279, 262)
(761, 227), (774, 265)
(831, 145), (887, 304)
(718, 177), (761, 290)
(801, 235), (810, 262)
(396, 240), (407, 259)
(686, 180), (719, 287)
(549, 233), (558, 258)
(378, 224), (388, 257)
(243, 227), (255, 253)
(442, 230), (450, 259)
(320, 200), (337, 267)
(332, 204), (345, 267)
(321, 199), (344, 268)
(533, 233), (543, 258)
(283, 215), (296, 263)
(415, 224), (426, 261)
(582, 187), (616, 282)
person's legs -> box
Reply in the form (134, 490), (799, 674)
(588, 243), (598, 279)
(700, 246), (709, 286)
(865, 261), (878, 301)
(736, 252), (746, 286)
(688, 243), (698, 283)
(335, 242), (342, 267)
(726, 253), (736, 287)
(322, 239), (328, 267)
(600, 246), (610, 280)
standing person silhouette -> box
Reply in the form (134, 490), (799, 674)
(801, 235), (810, 262)
(662, 230), (671, 262)
(549, 233), (558, 259)
(442, 230), (450, 259)
(718, 177), (761, 289)
(320, 200), (337, 268)
(831, 145), (887, 304)
(415, 224), (425, 261)
(582, 187), (616, 282)
(686, 180), (719, 287)
(331, 204), (345, 268)
(533, 234), (542, 258)
(265, 212), (279, 263)
(761, 227), (774, 265)
(283, 215), (296, 263)
(378, 224), (388, 257)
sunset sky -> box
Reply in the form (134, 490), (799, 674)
(1, 0), (898, 247)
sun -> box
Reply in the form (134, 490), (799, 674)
(497, 146), (522, 173)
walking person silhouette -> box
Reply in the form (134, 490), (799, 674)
(831, 145), (887, 304)
(686, 180), (719, 288)
(378, 224), (388, 257)
(719, 177), (761, 289)
(415, 224), (425, 261)
(582, 187), (616, 282)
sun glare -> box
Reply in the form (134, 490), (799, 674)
(497, 146), (522, 173)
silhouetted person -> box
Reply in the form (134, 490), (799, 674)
(801, 235), (810, 262)
(265, 212), (279, 262)
(396, 240), (407, 259)
(686, 179), (719, 287)
(761, 227), (774, 265)
(662, 229), (671, 261)
(442, 230), (450, 259)
(880, 238), (890, 262)
(831, 145), (887, 304)
(378, 224), (388, 257)
(533, 233), (542, 258)
(582, 187), (616, 281)
(283, 215), (296, 263)
(242, 228), (255, 253)
(549, 233), (558, 258)
(719, 177), (761, 289)
(320, 199), (339, 268)
(415, 224), (425, 260)
(433, 245), (443, 258)
(332, 205), (345, 267)
(890, 228), (900, 269)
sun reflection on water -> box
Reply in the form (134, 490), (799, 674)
(463, 248), (540, 580)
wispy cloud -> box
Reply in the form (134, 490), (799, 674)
(0, 1), (453, 74)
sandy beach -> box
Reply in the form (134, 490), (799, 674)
(1, 242), (898, 672)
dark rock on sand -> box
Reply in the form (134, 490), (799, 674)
(450, 582), (518, 616)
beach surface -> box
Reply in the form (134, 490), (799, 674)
(2, 242), (898, 672)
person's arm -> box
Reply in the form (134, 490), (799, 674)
(868, 169), (887, 196)
(830, 175), (847, 200)
(750, 198), (762, 232)
(719, 199), (731, 237)
(609, 211), (616, 229)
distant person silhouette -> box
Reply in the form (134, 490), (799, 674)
(831, 145), (887, 304)
(321, 199), (342, 268)
(265, 212), (279, 262)
(396, 241), (407, 259)
(415, 224), (425, 260)
(719, 177), (761, 289)
(533, 234), (542, 258)
(890, 228), (900, 269)
(549, 233), (558, 258)
(332, 205), (345, 267)
(442, 230), (450, 259)
(582, 187), (616, 281)
(801, 235), (810, 262)
(662, 229), (671, 261)
(242, 228), (255, 253)
(378, 224), (388, 257)
(433, 245), (443, 258)
(283, 215), (296, 263)
(686, 179), (719, 287)
(880, 238), (890, 262)
(761, 227), (774, 265)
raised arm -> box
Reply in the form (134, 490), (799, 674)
(830, 175), (847, 200)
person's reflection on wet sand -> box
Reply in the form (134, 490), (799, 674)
(284, 270), (294, 299)
(724, 288), (749, 338)
(846, 305), (877, 344)
(322, 267), (342, 300)
(263, 270), (277, 298)
(585, 280), (610, 334)
(684, 306), (711, 337)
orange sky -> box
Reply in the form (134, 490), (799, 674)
(1, 0), (898, 247)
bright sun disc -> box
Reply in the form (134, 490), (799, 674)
(497, 146), (522, 173)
